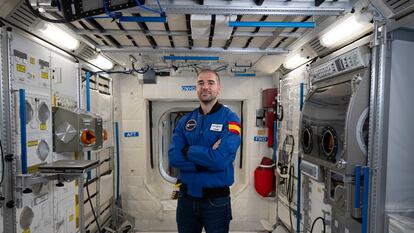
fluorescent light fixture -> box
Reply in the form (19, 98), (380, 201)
(284, 53), (308, 70)
(38, 23), (79, 50)
(319, 14), (372, 48)
(90, 55), (114, 70)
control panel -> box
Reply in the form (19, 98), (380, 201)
(310, 47), (369, 83)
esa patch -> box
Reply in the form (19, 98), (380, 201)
(185, 119), (197, 131)
(210, 124), (223, 132)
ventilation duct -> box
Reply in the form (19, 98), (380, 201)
(373, 0), (414, 19)
(4, 1), (38, 30)
(191, 15), (236, 40)
(191, 15), (211, 39)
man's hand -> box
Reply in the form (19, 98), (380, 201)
(212, 139), (221, 150)
(181, 145), (189, 157)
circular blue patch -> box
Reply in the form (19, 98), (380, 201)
(185, 119), (197, 131)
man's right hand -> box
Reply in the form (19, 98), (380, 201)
(212, 139), (221, 150)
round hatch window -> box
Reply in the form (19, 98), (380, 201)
(25, 100), (33, 124)
(37, 139), (50, 161)
(321, 126), (338, 161)
(38, 102), (50, 124)
(301, 127), (313, 154)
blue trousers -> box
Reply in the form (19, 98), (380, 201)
(176, 194), (232, 233)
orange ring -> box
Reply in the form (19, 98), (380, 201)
(81, 130), (96, 145)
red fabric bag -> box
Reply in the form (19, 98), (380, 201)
(254, 157), (275, 197)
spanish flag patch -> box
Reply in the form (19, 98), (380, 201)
(228, 122), (241, 135)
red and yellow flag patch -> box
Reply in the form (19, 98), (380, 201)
(228, 121), (241, 135)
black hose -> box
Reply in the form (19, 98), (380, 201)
(0, 140), (4, 185)
(86, 182), (102, 233)
(310, 217), (326, 233)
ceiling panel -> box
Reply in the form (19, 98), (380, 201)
(131, 35), (152, 47)
(112, 35), (134, 46)
(172, 36), (189, 47)
(193, 39), (208, 47)
(230, 37), (249, 47)
(152, 36), (171, 47)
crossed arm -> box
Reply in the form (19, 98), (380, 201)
(168, 118), (241, 172)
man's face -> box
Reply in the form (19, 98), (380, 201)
(196, 72), (221, 104)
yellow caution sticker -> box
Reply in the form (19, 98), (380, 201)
(16, 64), (26, 73)
(76, 195), (79, 228)
(27, 140), (39, 147)
(257, 129), (266, 136)
(69, 214), (74, 222)
(30, 57), (35, 64)
(23, 228), (30, 233)
(40, 123), (47, 130)
(41, 72), (49, 79)
(27, 164), (40, 174)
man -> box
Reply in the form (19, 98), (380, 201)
(168, 69), (241, 233)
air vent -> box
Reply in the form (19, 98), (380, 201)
(384, 0), (414, 18)
(277, 65), (291, 75)
(5, 2), (37, 30)
(308, 38), (329, 56)
(78, 46), (96, 60)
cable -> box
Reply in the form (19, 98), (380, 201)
(277, 105), (284, 121)
(0, 140), (4, 185)
(287, 165), (294, 233)
(24, 0), (67, 23)
(86, 182), (102, 233)
(310, 217), (326, 233)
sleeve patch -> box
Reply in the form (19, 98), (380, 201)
(228, 121), (241, 135)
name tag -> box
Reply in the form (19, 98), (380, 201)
(210, 124), (223, 132)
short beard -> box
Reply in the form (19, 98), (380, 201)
(201, 99), (213, 104)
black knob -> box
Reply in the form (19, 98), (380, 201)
(23, 188), (32, 194)
(56, 182), (64, 187)
(6, 200), (15, 208)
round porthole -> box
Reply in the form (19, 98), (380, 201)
(38, 102), (50, 124)
(37, 139), (50, 161)
(20, 206), (34, 229)
(321, 126), (338, 162)
(301, 127), (313, 154)
(25, 100), (34, 124)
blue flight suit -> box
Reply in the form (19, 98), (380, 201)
(168, 102), (241, 198)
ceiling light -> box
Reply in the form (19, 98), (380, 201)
(319, 14), (372, 48)
(90, 55), (114, 70)
(284, 52), (308, 70)
(38, 23), (79, 50)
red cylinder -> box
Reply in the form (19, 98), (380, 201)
(262, 88), (278, 108)
(254, 157), (275, 197)
(266, 111), (275, 148)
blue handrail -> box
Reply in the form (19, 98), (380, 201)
(355, 165), (361, 208)
(19, 89), (27, 174)
(115, 122), (120, 201)
(296, 82), (304, 233)
(86, 71), (91, 180)
(362, 166), (370, 233)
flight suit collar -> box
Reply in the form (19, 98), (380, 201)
(198, 101), (223, 115)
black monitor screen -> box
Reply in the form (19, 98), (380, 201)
(59, 0), (144, 21)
